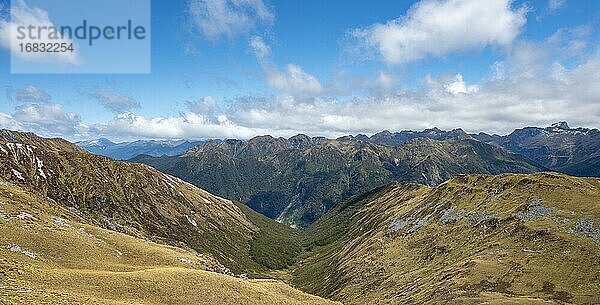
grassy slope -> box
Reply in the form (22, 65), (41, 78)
(234, 201), (303, 272)
(0, 182), (339, 305)
(294, 172), (600, 304)
(0, 130), (305, 276)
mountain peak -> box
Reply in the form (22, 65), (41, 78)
(549, 121), (570, 130)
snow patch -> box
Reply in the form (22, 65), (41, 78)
(8, 244), (38, 259)
(15, 212), (36, 221)
(186, 215), (197, 227)
(36, 158), (46, 179)
(11, 169), (24, 180)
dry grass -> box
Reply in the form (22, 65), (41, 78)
(0, 183), (338, 305)
(295, 172), (600, 305)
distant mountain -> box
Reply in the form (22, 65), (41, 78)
(132, 135), (543, 229)
(76, 138), (204, 160)
(358, 127), (473, 146)
(295, 172), (600, 304)
(353, 122), (599, 178)
(0, 129), (301, 275)
(472, 122), (600, 177)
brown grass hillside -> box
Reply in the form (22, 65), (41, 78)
(0, 181), (339, 305)
(295, 172), (600, 304)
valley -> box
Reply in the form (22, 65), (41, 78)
(132, 133), (543, 228)
(2, 129), (599, 304)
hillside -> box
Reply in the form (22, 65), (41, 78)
(0, 129), (300, 275)
(133, 135), (542, 228)
(0, 181), (338, 305)
(294, 172), (600, 304)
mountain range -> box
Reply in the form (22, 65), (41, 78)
(356, 121), (599, 177)
(131, 122), (598, 228)
(2, 129), (599, 304)
(132, 136), (542, 228)
(472, 122), (600, 177)
(76, 138), (204, 160)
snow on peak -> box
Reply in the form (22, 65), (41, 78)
(550, 121), (570, 130)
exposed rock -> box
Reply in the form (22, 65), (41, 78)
(386, 216), (412, 235)
(439, 207), (466, 225)
(512, 199), (553, 221)
(565, 219), (600, 246)
(15, 212), (37, 221)
(8, 244), (37, 259)
(407, 215), (431, 234)
(178, 257), (193, 264)
(468, 213), (498, 226)
(51, 217), (70, 227)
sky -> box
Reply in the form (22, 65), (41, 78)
(0, 0), (599, 141)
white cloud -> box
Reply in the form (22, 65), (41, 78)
(187, 96), (218, 117)
(424, 73), (479, 95)
(89, 88), (140, 113)
(1, 102), (84, 136)
(0, 0), (80, 64)
(14, 85), (51, 103)
(249, 36), (324, 95)
(14, 103), (79, 124)
(264, 64), (324, 95)
(350, 0), (527, 65)
(91, 112), (272, 140)
(548, 0), (565, 11)
(249, 35), (270, 58)
(188, 0), (274, 40)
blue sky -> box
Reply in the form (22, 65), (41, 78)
(1, 0), (599, 141)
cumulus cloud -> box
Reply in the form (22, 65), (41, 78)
(186, 96), (218, 118)
(78, 45), (600, 141)
(91, 112), (273, 140)
(188, 0), (274, 40)
(14, 85), (51, 103)
(0, 84), (84, 137)
(249, 36), (324, 95)
(350, 0), (527, 65)
(424, 73), (479, 95)
(264, 64), (324, 95)
(0, 0), (80, 64)
(0, 102), (83, 137)
(89, 88), (140, 113)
